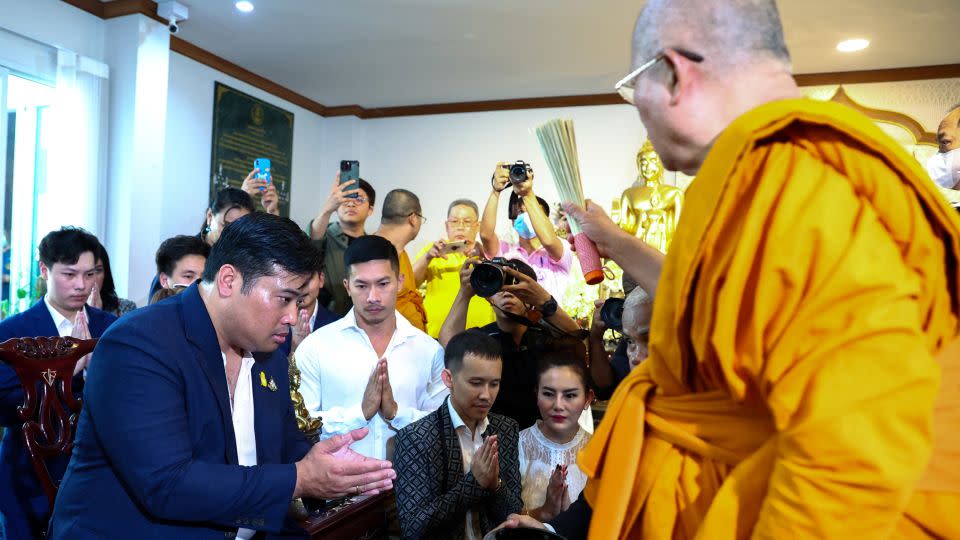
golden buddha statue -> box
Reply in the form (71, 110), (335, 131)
(618, 140), (683, 253)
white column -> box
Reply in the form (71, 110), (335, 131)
(103, 15), (170, 303)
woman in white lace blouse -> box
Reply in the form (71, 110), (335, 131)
(518, 354), (594, 522)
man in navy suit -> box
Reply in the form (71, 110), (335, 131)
(49, 213), (395, 539)
(0, 227), (118, 540)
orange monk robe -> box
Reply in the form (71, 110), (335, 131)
(397, 250), (428, 332)
(579, 98), (960, 539)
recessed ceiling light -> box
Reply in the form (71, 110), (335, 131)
(235, 1), (254, 13)
(836, 39), (869, 53)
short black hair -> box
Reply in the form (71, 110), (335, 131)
(201, 212), (320, 294)
(343, 235), (399, 275)
(94, 242), (120, 314)
(508, 192), (550, 221)
(444, 330), (502, 373)
(356, 178), (376, 207)
(38, 227), (101, 268)
(380, 189), (421, 225)
(156, 235), (211, 277)
(200, 187), (256, 237)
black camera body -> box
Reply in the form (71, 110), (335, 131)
(600, 297), (625, 332)
(470, 257), (537, 298)
(506, 160), (532, 184)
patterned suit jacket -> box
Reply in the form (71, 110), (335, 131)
(394, 398), (523, 540)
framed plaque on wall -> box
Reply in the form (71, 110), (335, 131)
(210, 82), (294, 217)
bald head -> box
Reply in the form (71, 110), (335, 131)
(937, 105), (960, 153)
(633, 0), (791, 73)
(381, 189), (422, 225)
(621, 287), (653, 370)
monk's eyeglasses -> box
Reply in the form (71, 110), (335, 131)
(614, 48), (705, 105)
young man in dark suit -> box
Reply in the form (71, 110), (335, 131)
(394, 330), (522, 540)
(0, 226), (117, 540)
(48, 213), (395, 539)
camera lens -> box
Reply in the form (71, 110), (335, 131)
(600, 297), (625, 332)
(471, 262), (506, 297)
(509, 163), (527, 184)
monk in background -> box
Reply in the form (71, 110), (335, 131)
(499, 0), (960, 538)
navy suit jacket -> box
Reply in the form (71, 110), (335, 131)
(48, 284), (312, 539)
(0, 300), (116, 538)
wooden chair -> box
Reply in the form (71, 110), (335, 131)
(0, 336), (97, 506)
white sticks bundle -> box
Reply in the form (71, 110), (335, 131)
(535, 119), (585, 235)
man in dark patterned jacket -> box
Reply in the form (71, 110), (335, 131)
(394, 330), (522, 539)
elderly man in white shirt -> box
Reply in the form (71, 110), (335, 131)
(296, 235), (448, 459)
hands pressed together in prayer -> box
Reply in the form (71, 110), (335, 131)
(471, 434), (500, 491)
(71, 310), (93, 375)
(361, 359), (399, 422)
(294, 428), (396, 500)
(290, 308), (311, 354)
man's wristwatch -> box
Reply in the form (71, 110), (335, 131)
(540, 296), (558, 318)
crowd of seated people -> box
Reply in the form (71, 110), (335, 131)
(0, 163), (649, 540)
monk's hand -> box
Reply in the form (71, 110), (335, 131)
(493, 514), (548, 532)
(499, 267), (551, 308)
(290, 308), (310, 353)
(361, 360), (383, 421)
(471, 434), (499, 491)
(562, 199), (621, 258)
(379, 359), (398, 421)
(293, 428), (396, 499)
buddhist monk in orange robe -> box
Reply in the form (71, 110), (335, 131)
(375, 189), (428, 332)
(498, 0), (960, 538)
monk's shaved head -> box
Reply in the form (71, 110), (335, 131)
(632, 0), (791, 73)
(937, 105), (960, 153)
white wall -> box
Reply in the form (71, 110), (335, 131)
(349, 105), (649, 248)
(0, 0), (104, 62)
(162, 51), (328, 246)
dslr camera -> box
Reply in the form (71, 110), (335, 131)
(599, 297), (625, 332)
(505, 160), (532, 185)
(470, 257), (537, 298)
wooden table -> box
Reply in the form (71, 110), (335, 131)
(299, 492), (390, 540)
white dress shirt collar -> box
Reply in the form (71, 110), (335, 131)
(447, 397), (490, 439)
(336, 307), (421, 343)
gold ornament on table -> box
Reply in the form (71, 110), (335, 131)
(617, 140), (683, 254)
(288, 351), (323, 520)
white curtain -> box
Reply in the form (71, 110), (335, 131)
(42, 50), (109, 237)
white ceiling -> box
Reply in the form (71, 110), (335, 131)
(148, 0), (958, 108)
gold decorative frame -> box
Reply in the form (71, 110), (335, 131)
(828, 86), (939, 146)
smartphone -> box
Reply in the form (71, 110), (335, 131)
(253, 158), (271, 189)
(440, 240), (469, 255)
(339, 160), (360, 198)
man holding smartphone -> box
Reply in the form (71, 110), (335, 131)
(308, 171), (376, 316)
(413, 199), (496, 338)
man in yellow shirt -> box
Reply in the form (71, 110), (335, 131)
(500, 0), (960, 538)
(413, 199), (495, 338)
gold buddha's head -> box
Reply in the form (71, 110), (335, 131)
(637, 140), (664, 185)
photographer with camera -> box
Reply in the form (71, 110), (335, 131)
(588, 287), (652, 399)
(480, 162), (572, 301)
(438, 257), (581, 430)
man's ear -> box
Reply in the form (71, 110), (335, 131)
(662, 48), (698, 106)
(318, 270), (326, 289)
(397, 271), (405, 290)
(39, 261), (49, 281)
(215, 264), (240, 298)
(159, 273), (170, 289)
(441, 368), (454, 389)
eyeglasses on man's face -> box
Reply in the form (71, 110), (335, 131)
(342, 196), (369, 207)
(614, 48), (704, 105)
(446, 218), (478, 229)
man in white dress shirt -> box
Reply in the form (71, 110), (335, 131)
(296, 235), (448, 460)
